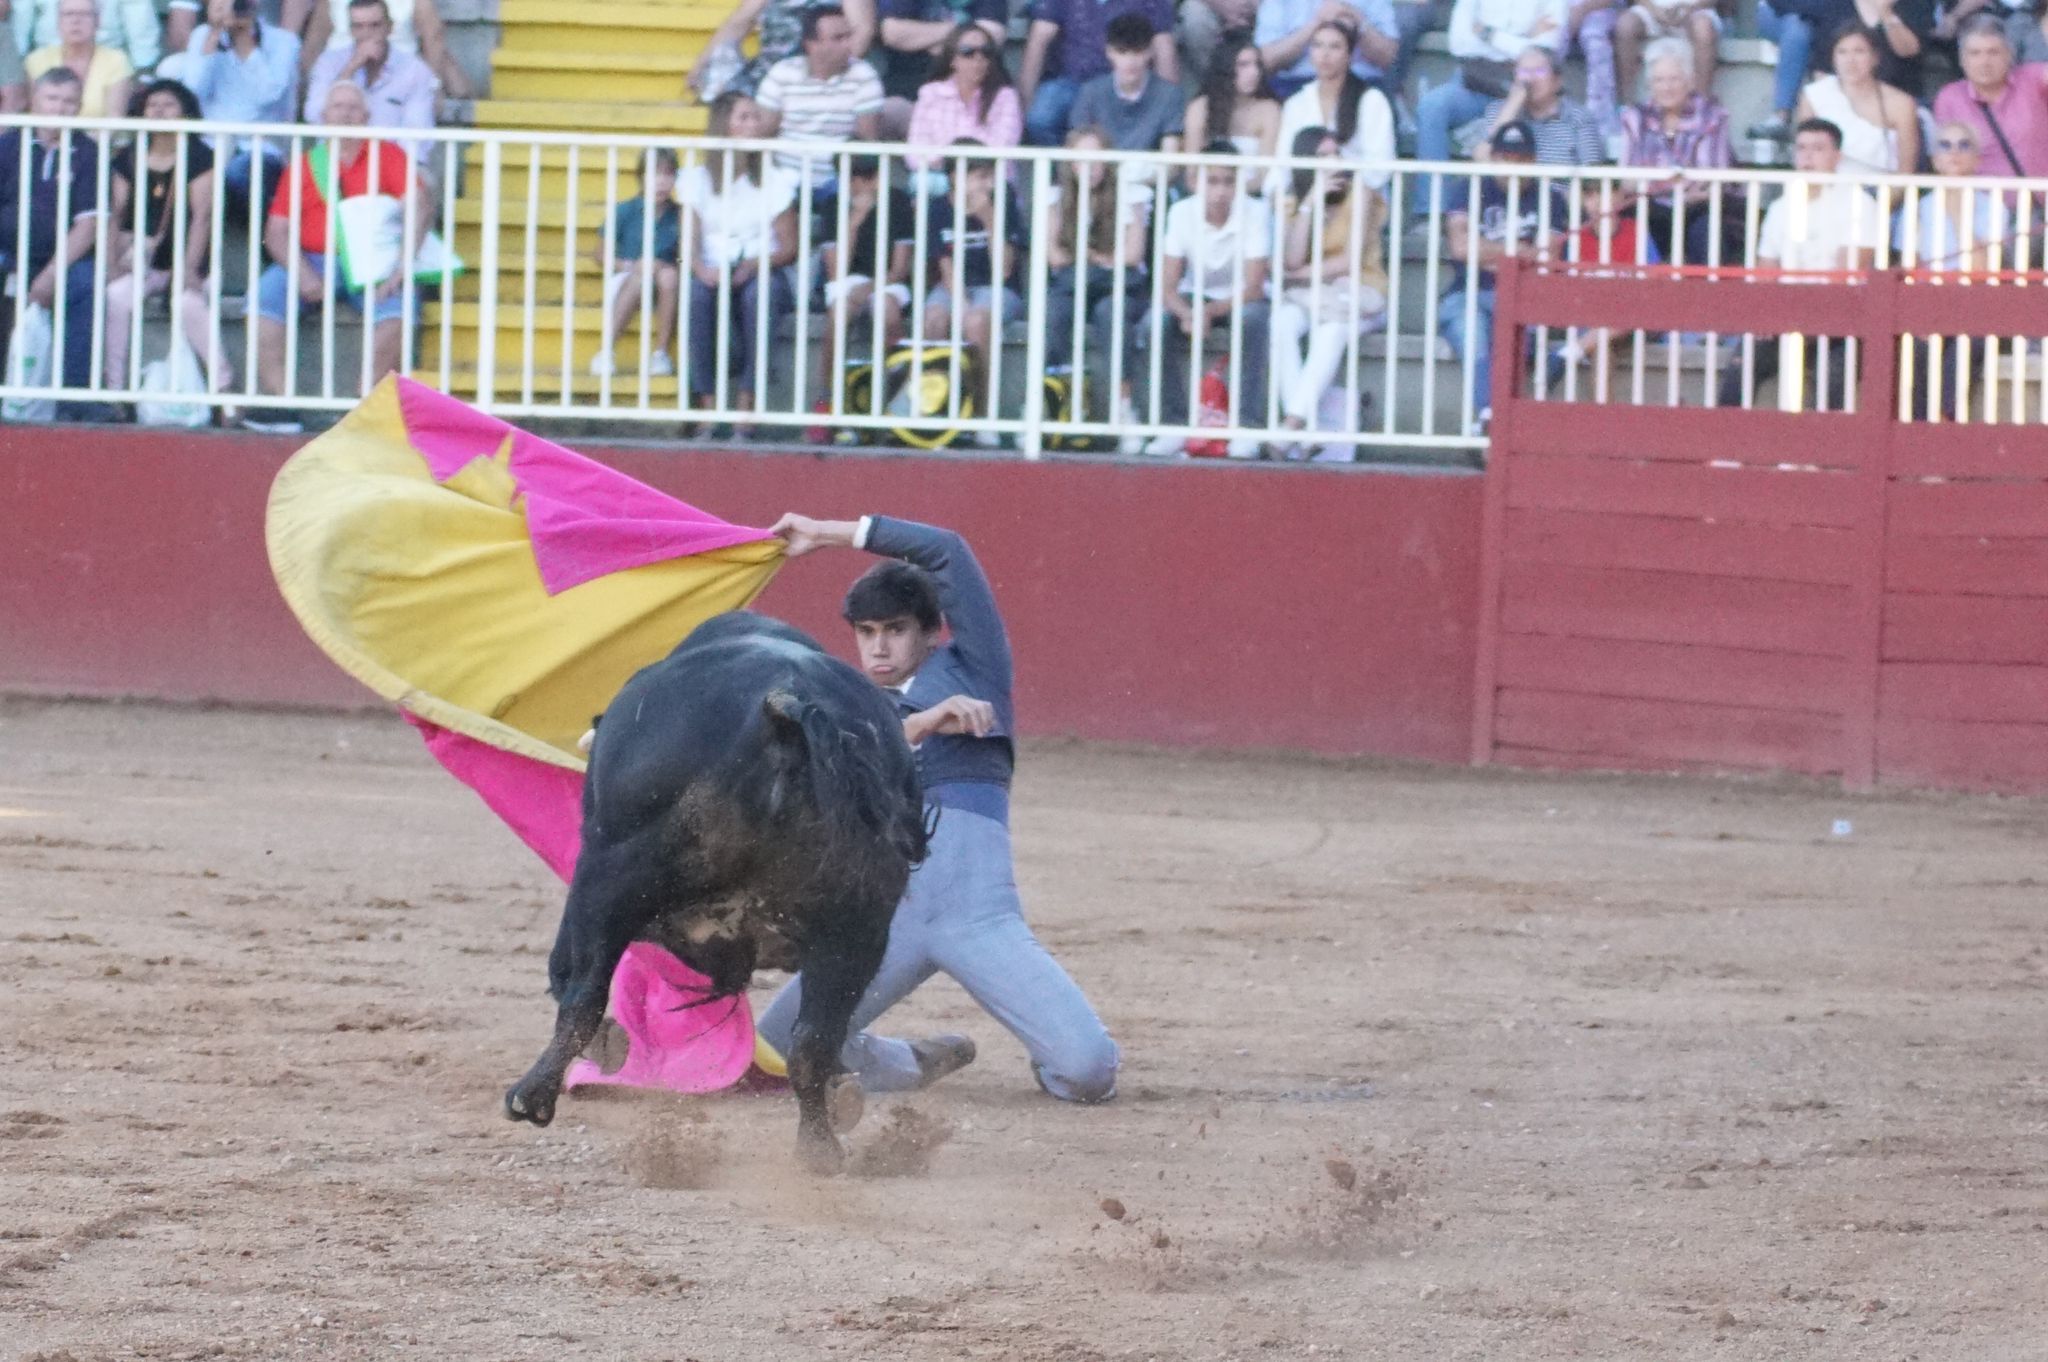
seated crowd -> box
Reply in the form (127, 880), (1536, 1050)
(0, 0), (2043, 443)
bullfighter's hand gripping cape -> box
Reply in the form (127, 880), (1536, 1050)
(266, 375), (788, 1093)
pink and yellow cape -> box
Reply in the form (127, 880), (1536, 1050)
(266, 375), (789, 1090)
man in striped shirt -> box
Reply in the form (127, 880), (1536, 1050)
(1473, 46), (1605, 164)
(755, 5), (886, 188)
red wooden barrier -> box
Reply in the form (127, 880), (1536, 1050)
(0, 432), (1484, 763)
(1475, 261), (2048, 794)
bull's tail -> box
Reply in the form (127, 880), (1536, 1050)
(762, 689), (931, 871)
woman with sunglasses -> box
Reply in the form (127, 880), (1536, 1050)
(906, 22), (1022, 167)
(1271, 126), (1387, 461)
(1897, 120), (2010, 418)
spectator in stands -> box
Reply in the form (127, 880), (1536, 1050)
(1932, 0), (2031, 68)
(922, 138), (1025, 445)
(1716, 118), (1880, 410)
(2021, 3), (2048, 63)
(24, 0), (134, 117)
(305, 0), (436, 164)
(1933, 15), (2048, 177)
(301, 0), (470, 98)
(1254, 0), (1400, 97)
(165, 0), (299, 57)
(247, 81), (424, 432)
(0, 68), (111, 420)
(1567, 176), (1655, 263)
(876, 0), (1003, 137)
(1477, 43), (1604, 163)
(1416, 0), (1567, 163)
(755, 5), (885, 190)
(1178, 0), (1256, 98)
(104, 78), (232, 396)
(808, 153), (916, 441)
(1613, 0), (1720, 110)
(1794, 22), (1920, 172)
(1, 5), (27, 114)
(1568, 0), (1622, 132)
(1438, 119), (1567, 433)
(1069, 14), (1186, 154)
(1274, 18), (1396, 189)
(1753, 0), (1930, 143)
(699, 0), (875, 98)
(1018, 0), (1176, 145)
(183, 0), (301, 224)
(1271, 126), (1387, 461)
(1043, 124), (1150, 446)
(1546, 174), (1654, 379)
(677, 91), (798, 428)
(1619, 37), (1741, 264)
(1135, 140), (1271, 457)
(906, 21), (1022, 166)
(1182, 34), (1281, 166)
(11, 0), (157, 76)
(588, 147), (679, 380)
(1902, 119), (2008, 416)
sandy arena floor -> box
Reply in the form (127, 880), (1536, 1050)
(2, 698), (2044, 1361)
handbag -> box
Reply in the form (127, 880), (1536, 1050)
(2, 301), (57, 423)
(841, 344), (980, 449)
(1459, 58), (1517, 99)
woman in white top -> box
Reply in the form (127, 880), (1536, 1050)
(1272, 19), (1395, 194)
(1795, 22), (1918, 175)
(1182, 35), (1281, 189)
(678, 91), (799, 424)
(301, 0), (471, 98)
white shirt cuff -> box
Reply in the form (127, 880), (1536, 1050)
(853, 515), (874, 550)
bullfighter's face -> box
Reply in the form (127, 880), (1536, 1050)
(852, 616), (939, 691)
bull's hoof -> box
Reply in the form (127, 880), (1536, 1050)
(504, 1084), (557, 1127)
(797, 1130), (845, 1177)
(828, 1074), (865, 1134)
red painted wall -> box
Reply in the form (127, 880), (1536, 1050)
(1, 430), (1484, 762)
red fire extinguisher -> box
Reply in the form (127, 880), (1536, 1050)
(1186, 361), (1231, 458)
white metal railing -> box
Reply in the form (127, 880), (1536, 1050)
(3, 113), (2046, 455)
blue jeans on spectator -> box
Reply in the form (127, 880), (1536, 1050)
(1416, 71), (1495, 162)
(257, 252), (409, 324)
(1439, 286), (1496, 421)
(1025, 76), (1084, 146)
(223, 148), (286, 218)
(687, 269), (792, 401)
(1758, 2), (1812, 116)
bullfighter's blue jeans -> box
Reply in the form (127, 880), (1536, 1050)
(757, 806), (1120, 1102)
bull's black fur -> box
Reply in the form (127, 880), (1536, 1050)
(503, 611), (927, 1171)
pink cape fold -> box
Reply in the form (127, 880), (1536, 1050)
(409, 720), (760, 1094)
(563, 943), (760, 1095)
(394, 376), (773, 595)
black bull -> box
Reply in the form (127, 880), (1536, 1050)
(503, 611), (930, 1171)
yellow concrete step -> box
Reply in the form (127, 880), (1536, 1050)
(497, 1), (730, 57)
(489, 50), (698, 103)
(472, 100), (709, 135)
(414, 365), (686, 403)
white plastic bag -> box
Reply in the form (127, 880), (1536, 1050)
(135, 335), (212, 428)
(334, 194), (465, 292)
(2, 301), (58, 423)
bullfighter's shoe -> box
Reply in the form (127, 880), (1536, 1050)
(908, 1034), (977, 1089)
